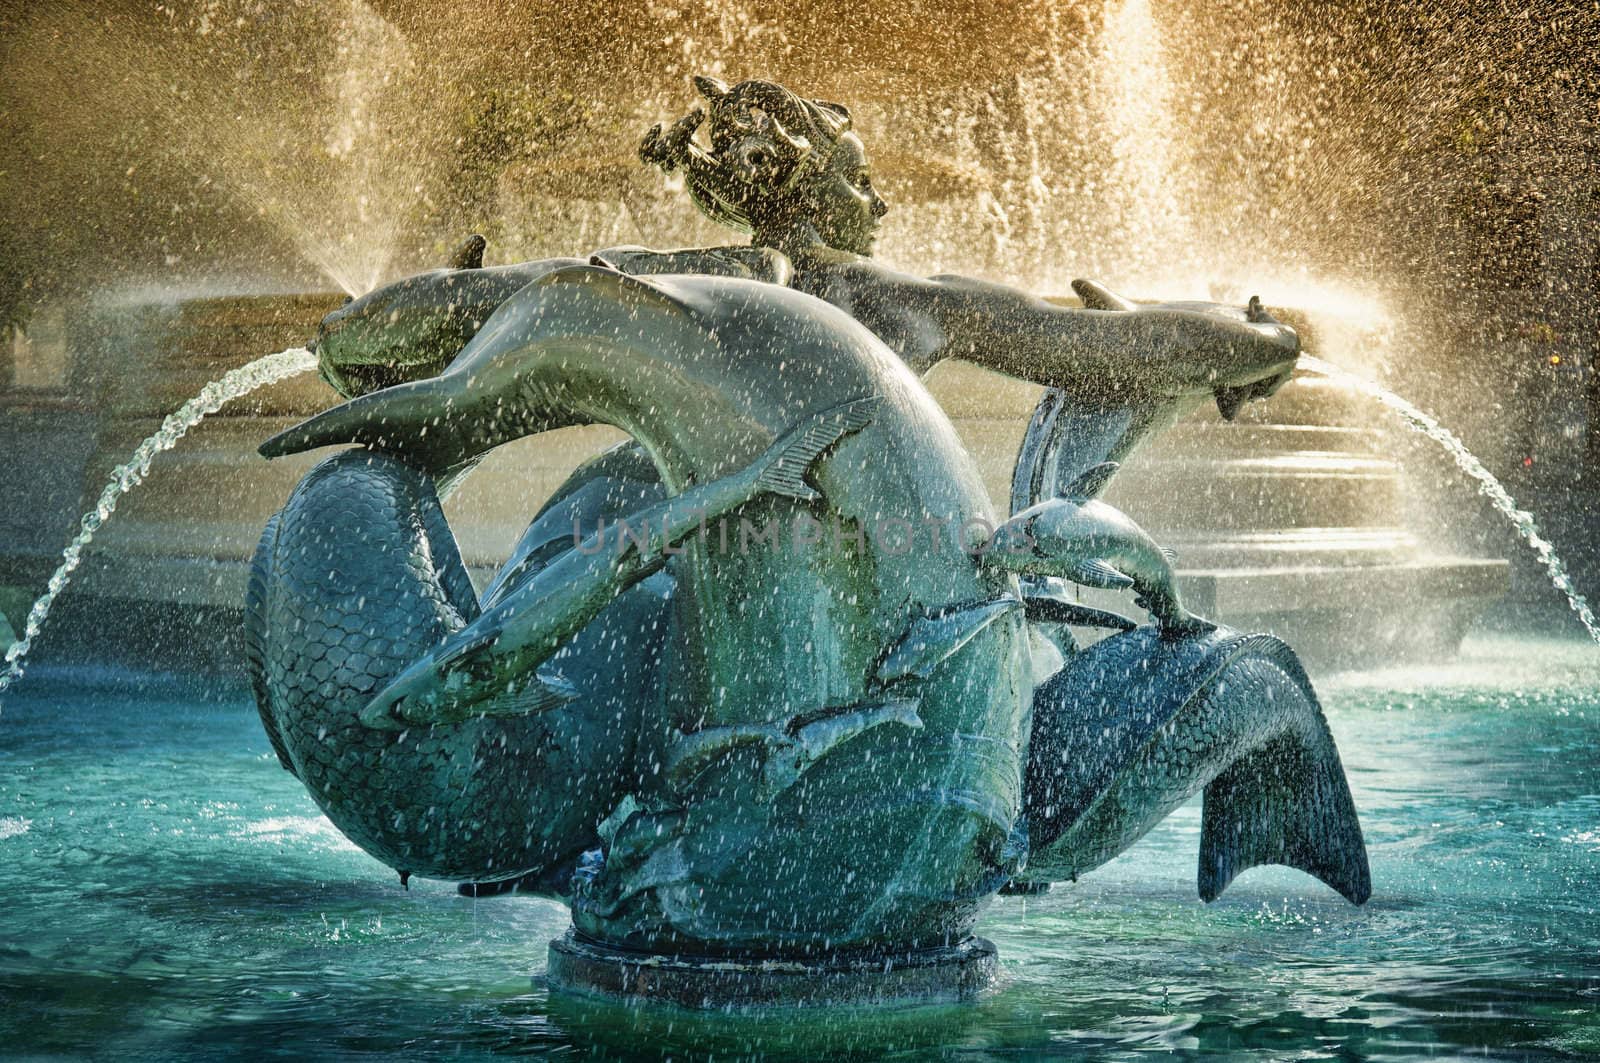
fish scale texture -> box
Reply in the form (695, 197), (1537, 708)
(247, 449), (605, 882)
(1020, 629), (1369, 902)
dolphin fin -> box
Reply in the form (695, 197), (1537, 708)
(1071, 278), (1140, 312)
(1069, 558), (1135, 590)
(1246, 295), (1279, 324)
(1063, 461), (1120, 500)
(753, 398), (879, 502)
(469, 671), (578, 719)
(1215, 384), (1250, 421)
(1199, 719), (1372, 905)
(257, 367), (543, 466)
(694, 74), (730, 100)
(449, 233), (487, 270)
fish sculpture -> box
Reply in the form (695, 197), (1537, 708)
(983, 461), (1215, 635)
(248, 262), (1369, 976)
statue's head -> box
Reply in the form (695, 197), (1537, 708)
(641, 76), (889, 256)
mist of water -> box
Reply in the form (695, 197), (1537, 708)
(5, 1), (441, 299)
(0, 347), (318, 701)
(1299, 354), (1600, 644)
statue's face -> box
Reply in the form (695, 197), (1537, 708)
(808, 133), (889, 255)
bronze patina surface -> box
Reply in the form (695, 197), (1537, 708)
(246, 77), (1369, 1005)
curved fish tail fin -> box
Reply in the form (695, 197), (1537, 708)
(1199, 706), (1371, 905)
(1018, 629), (1370, 904)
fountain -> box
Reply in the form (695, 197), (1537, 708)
(243, 73), (1374, 996)
(0, 346), (316, 695)
(3, 0), (1599, 1052)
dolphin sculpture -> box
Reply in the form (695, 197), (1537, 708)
(249, 263), (1370, 964)
(309, 252), (579, 398)
(362, 398), (879, 730)
(254, 263), (1037, 952)
(983, 461), (1215, 635)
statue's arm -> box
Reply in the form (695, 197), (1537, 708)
(800, 256), (1298, 399)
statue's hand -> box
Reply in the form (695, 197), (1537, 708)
(640, 107), (705, 172)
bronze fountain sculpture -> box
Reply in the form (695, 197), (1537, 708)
(245, 77), (1370, 1007)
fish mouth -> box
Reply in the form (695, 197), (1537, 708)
(311, 327), (436, 398)
(307, 312), (337, 355)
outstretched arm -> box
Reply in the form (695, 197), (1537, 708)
(792, 252), (1299, 403)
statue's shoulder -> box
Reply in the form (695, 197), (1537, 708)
(590, 244), (794, 286)
(787, 246), (925, 292)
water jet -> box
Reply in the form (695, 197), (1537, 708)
(2, 4), (1597, 1054)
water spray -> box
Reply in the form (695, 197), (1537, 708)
(0, 347), (319, 701)
(1299, 354), (1600, 644)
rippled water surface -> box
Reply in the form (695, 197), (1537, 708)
(2, 635), (1597, 1059)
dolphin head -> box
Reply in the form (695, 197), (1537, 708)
(312, 268), (496, 398)
(982, 495), (1131, 583)
(310, 235), (549, 399)
(983, 509), (1046, 569)
(1018, 500), (1089, 567)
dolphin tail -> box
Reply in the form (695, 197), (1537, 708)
(1019, 627), (1370, 904)
(1199, 713), (1371, 904)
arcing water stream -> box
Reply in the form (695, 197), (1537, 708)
(1298, 354), (1600, 644)
(0, 347), (317, 700)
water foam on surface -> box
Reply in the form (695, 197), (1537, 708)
(1299, 354), (1600, 644)
(0, 817), (31, 841)
(0, 347), (318, 700)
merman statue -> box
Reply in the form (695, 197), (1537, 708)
(245, 76), (1369, 1007)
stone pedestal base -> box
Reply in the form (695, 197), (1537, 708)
(544, 930), (998, 1009)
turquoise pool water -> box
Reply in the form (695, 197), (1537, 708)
(2, 635), (1597, 1059)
